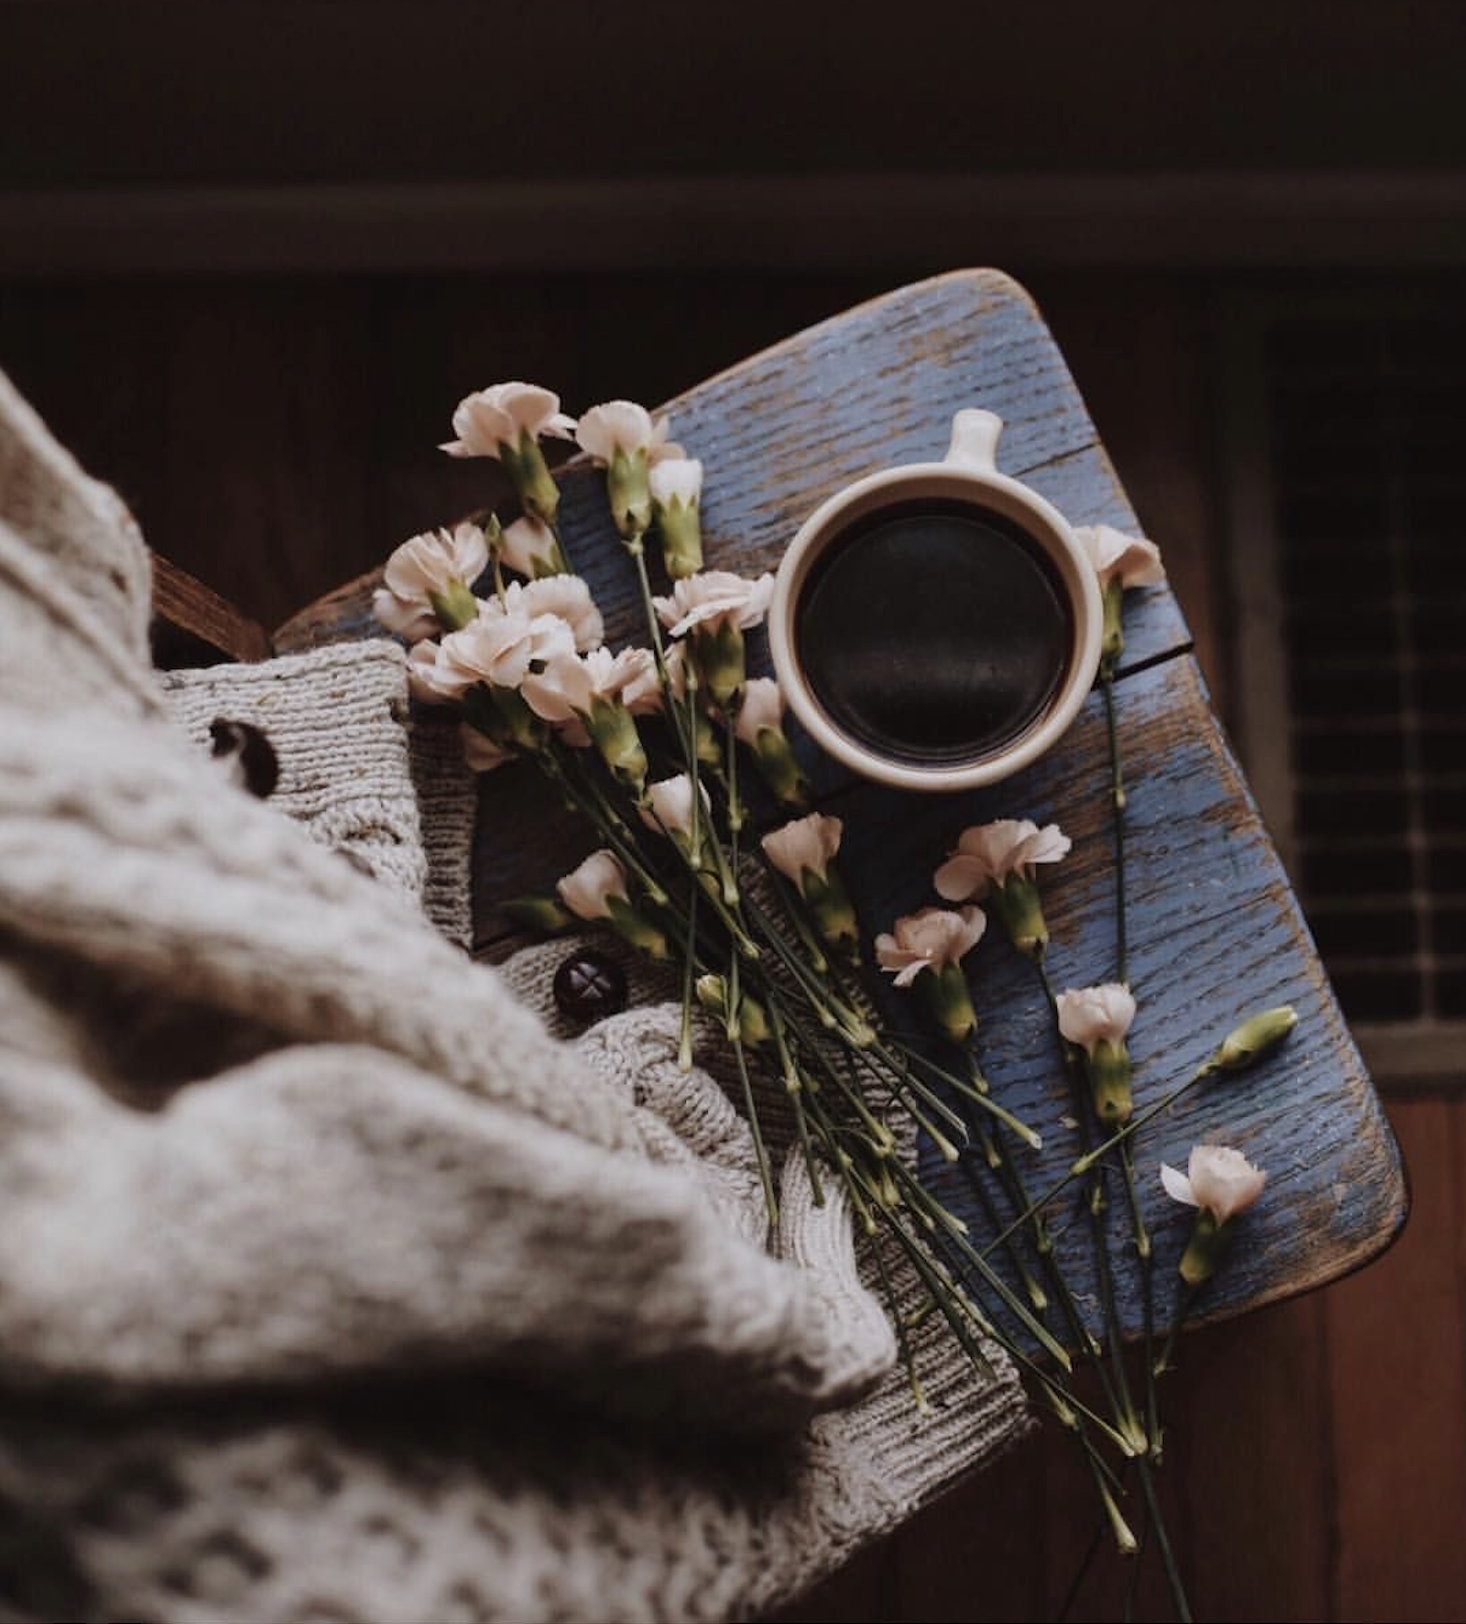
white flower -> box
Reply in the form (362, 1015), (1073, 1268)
(640, 773), (708, 840)
(648, 418), (686, 465)
(1073, 524), (1165, 591)
(407, 639), (456, 704)
(653, 570), (776, 638)
(437, 607), (574, 695)
(649, 456), (703, 509)
(372, 523), (489, 638)
(1056, 984), (1137, 1055)
(503, 576), (603, 653)
(499, 516), (563, 578)
(441, 382), (576, 459)
(1161, 1145), (1267, 1223)
(934, 819), (1071, 902)
(575, 400), (655, 463)
(617, 648), (665, 716)
(460, 723), (512, 773)
(734, 677), (784, 745)
(761, 812), (842, 885)
(575, 400), (681, 465)
(556, 849), (631, 922)
(522, 646), (651, 723)
(875, 907), (986, 988)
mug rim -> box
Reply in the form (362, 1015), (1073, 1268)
(768, 462), (1103, 792)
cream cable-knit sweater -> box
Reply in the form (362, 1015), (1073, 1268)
(0, 369), (1026, 1623)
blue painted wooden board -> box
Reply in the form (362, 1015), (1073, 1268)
(277, 268), (1406, 1345)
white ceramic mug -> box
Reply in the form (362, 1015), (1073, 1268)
(768, 409), (1102, 792)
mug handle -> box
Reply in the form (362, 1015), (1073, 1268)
(943, 408), (1003, 475)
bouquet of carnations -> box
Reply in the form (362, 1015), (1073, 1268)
(376, 381), (1298, 1620)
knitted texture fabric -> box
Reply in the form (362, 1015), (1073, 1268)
(0, 368), (1029, 1622)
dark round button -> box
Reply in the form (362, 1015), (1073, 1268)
(209, 718), (280, 799)
(552, 949), (628, 1023)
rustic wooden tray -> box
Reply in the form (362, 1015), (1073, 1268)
(272, 268), (1407, 1347)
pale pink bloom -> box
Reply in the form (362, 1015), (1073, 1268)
(934, 819), (1071, 902)
(440, 382), (576, 458)
(1161, 1145), (1267, 1223)
(1056, 984), (1137, 1055)
(647, 416), (686, 465)
(761, 812), (842, 885)
(653, 570), (776, 638)
(556, 849), (631, 922)
(1073, 524), (1166, 591)
(521, 646), (651, 724)
(373, 523), (489, 638)
(575, 400), (658, 464)
(616, 648), (664, 716)
(649, 456), (703, 508)
(460, 723), (512, 773)
(499, 515), (562, 578)
(437, 608), (574, 695)
(734, 677), (784, 745)
(502, 576), (603, 653)
(639, 773), (708, 840)
(407, 639), (457, 704)
(875, 907), (986, 989)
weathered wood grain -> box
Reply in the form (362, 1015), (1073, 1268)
(150, 550), (273, 666)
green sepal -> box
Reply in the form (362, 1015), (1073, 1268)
(607, 446), (653, 539)
(993, 875), (1049, 959)
(428, 578), (480, 632)
(604, 894), (670, 961)
(922, 960), (978, 1046)
(752, 726), (809, 807)
(500, 429), (561, 525)
(692, 621), (747, 709)
(1100, 576), (1125, 675)
(486, 684), (544, 753)
(586, 698), (648, 795)
(501, 893), (574, 933)
(1088, 1037), (1133, 1127)
(656, 499), (703, 579)
(804, 865), (859, 948)
(693, 707), (723, 766)
(1179, 1208), (1231, 1286)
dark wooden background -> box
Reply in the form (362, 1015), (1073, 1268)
(5, 4), (1465, 1617)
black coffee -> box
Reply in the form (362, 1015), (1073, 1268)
(796, 499), (1072, 767)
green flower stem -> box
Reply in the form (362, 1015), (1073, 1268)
(868, 1227), (928, 1411)
(538, 752), (669, 907)
(728, 955), (778, 1227)
(881, 1039), (1044, 1150)
(1155, 1280), (1201, 1380)
(1137, 1456), (1192, 1622)
(1102, 671), (1129, 984)
(770, 1006), (824, 1206)
(888, 1160), (1074, 1373)
(865, 1175), (1143, 1457)
(625, 532), (700, 801)
(957, 1134), (1049, 1313)
(1036, 957), (1148, 1454)
(755, 857), (833, 974)
(1118, 1139), (1161, 1460)
(977, 1054), (1222, 1263)
(739, 892), (874, 1044)
(678, 875), (699, 1072)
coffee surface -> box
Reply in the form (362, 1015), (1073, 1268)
(795, 500), (1072, 767)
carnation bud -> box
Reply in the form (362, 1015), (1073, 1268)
(1213, 1005), (1299, 1071)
